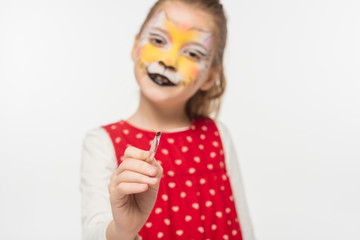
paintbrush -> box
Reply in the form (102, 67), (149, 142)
(146, 131), (161, 163)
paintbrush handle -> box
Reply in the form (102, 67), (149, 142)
(146, 132), (161, 163)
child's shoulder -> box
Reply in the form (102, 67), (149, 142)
(102, 119), (124, 130)
(192, 116), (226, 133)
(82, 120), (125, 147)
(192, 116), (215, 128)
(193, 117), (232, 142)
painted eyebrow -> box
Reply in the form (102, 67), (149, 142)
(149, 32), (166, 40)
(183, 43), (210, 55)
(149, 27), (170, 38)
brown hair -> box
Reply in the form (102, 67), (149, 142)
(138, 0), (227, 120)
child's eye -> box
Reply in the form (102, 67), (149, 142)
(183, 49), (205, 61)
(149, 34), (166, 47)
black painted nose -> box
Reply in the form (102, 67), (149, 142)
(159, 61), (176, 71)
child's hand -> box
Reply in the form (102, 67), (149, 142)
(107, 146), (163, 240)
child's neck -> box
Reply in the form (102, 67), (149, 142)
(127, 94), (191, 132)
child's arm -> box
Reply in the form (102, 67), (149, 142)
(80, 128), (163, 240)
(80, 128), (116, 240)
(217, 121), (256, 240)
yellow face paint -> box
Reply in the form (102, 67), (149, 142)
(136, 11), (212, 87)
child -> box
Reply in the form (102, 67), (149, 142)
(80, 0), (255, 239)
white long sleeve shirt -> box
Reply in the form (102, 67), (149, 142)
(80, 121), (255, 240)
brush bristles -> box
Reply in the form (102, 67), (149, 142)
(156, 131), (161, 136)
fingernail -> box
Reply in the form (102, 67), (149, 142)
(138, 183), (147, 190)
(148, 166), (157, 175)
(150, 177), (158, 184)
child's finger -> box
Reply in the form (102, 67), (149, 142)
(115, 158), (158, 177)
(145, 151), (156, 164)
(153, 158), (163, 177)
(112, 182), (149, 197)
(113, 170), (159, 188)
(124, 146), (148, 160)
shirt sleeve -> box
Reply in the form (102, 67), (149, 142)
(216, 121), (256, 240)
(80, 127), (117, 240)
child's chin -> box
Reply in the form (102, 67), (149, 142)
(141, 88), (179, 104)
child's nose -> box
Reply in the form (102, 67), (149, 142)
(159, 61), (176, 71)
(162, 47), (179, 69)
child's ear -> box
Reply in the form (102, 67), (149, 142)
(200, 65), (222, 91)
(131, 34), (140, 61)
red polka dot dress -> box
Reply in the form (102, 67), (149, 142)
(103, 118), (243, 240)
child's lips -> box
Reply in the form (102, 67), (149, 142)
(147, 72), (177, 86)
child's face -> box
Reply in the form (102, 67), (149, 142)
(132, 2), (217, 105)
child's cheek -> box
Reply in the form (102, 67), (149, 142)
(139, 44), (163, 64)
(191, 67), (201, 82)
(178, 58), (202, 85)
(136, 45), (145, 60)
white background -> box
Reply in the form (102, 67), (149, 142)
(0, 0), (359, 239)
